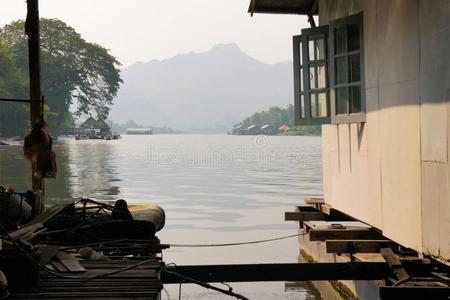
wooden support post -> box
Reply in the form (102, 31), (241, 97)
(326, 240), (395, 253)
(25, 0), (44, 213)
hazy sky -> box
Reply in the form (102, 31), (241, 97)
(1, 0), (310, 67)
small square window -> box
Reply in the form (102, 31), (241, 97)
(335, 27), (346, 54)
(350, 86), (361, 113)
(336, 88), (348, 115)
(347, 23), (360, 51)
(335, 57), (347, 84)
(348, 54), (360, 82)
(330, 12), (365, 124)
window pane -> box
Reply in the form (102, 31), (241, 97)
(300, 94), (306, 118)
(308, 39), (315, 61)
(309, 67), (317, 89)
(317, 65), (327, 89)
(317, 92), (328, 117)
(299, 41), (303, 65)
(336, 88), (348, 115)
(310, 93), (317, 117)
(347, 23), (360, 51)
(349, 53), (360, 82)
(335, 57), (347, 84)
(335, 27), (346, 54)
(350, 86), (361, 113)
(315, 39), (326, 60)
(299, 67), (304, 91)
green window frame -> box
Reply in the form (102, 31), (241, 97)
(293, 25), (330, 126)
(293, 12), (365, 125)
(329, 12), (365, 124)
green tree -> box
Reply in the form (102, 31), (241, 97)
(237, 104), (321, 136)
(0, 44), (28, 136)
(0, 18), (122, 128)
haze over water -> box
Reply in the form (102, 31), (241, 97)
(0, 134), (322, 299)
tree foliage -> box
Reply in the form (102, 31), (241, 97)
(0, 44), (29, 136)
(239, 104), (295, 129)
(0, 18), (122, 131)
(237, 104), (321, 135)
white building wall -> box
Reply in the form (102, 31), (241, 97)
(418, 0), (450, 261)
(318, 0), (450, 255)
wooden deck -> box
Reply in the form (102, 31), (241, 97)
(9, 257), (162, 299)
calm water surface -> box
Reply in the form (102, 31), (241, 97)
(0, 134), (323, 299)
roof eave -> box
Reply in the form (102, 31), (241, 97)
(248, 0), (318, 16)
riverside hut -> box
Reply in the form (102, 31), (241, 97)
(249, 0), (450, 299)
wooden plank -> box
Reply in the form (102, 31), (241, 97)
(326, 240), (395, 253)
(161, 262), (391, 283)
(353, 253), (386, 262)
(9, 223), (44, 240)
(38, 245), (59, 265)
(27, 205), (65, 226)
(55, 252), (86, 273)
(285, 211), (326, 221)
(303, 221), (372, 229)
(51, 261), (68, 273)
(295, 205), (318, 212)
(304, 197), (324, 205)
(380, 248), (409, 282)
(309, 228), (383, 241)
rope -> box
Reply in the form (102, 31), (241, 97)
(161, 268), (249, 300)
(169, 231), (306, 248)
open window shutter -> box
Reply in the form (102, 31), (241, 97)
(294, 25), (330, 126)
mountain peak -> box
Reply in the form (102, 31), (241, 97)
(208, 43), (243, 54)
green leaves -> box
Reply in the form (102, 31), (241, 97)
(0, 18), (122, 131)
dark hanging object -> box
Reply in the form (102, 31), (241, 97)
(23, 119), (57, 178)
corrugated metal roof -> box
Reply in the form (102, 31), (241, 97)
(248, 0), (318, 16)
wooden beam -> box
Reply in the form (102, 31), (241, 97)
(25, 0), (44, 213)
(326, 240), (395, 253)
(296, 205), (318, 212)
(285, 212), (326, 221)
(380, 248), (409, 282)
(161, 262), (391, 284)
(309, 228), (383, 241)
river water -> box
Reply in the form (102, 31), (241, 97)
(0, 134), (323, 299)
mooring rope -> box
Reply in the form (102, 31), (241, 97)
(168, 231), (307, 248)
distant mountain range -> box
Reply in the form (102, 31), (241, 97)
(109, 43), (293, 133)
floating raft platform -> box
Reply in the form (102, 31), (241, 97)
(9, 256), (162, 299)
(3, 198), (168, 300)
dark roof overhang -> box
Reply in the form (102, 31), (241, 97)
(248, 0), (318, 16)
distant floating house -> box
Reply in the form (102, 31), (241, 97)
(127, 128), (153, 135)
(278, 125), (290, 133)
(261, 124), (275, 135)
(232, 124), (248, 135)
(247, 124), (260, 135)
(80, 117), (110, 132)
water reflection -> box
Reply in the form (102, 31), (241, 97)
(0, 134), (323, 299)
